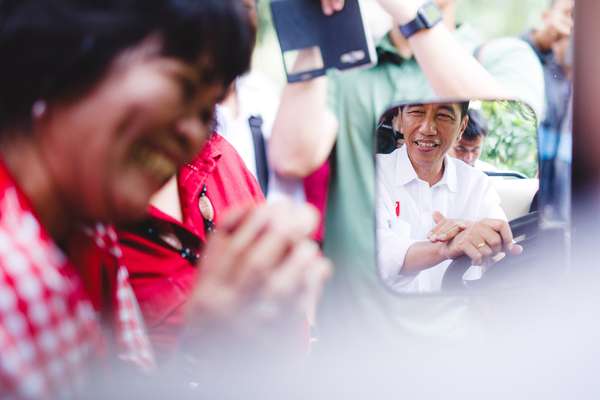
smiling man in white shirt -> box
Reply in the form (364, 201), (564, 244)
(377, 102), (522, 293)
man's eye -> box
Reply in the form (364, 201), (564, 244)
(437, 113), (453, 121)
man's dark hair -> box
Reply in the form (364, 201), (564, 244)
(0, 0), (255, 131)
(458, 101), (470, 118)
(462, 109), (489, 141)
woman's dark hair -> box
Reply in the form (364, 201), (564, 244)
(0, 0), (255, 130)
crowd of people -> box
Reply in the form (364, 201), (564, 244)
(0, 0), (573, 398)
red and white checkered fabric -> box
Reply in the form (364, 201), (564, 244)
(0, 188), (102, 399)
(85, 224), (156, 371)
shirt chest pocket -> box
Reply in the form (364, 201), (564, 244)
(390, 218), (411, 238)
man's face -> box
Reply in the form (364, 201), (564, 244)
(544, 0), (574, 41)
(541, 0), (574, 67)
(449, 135), (484, 166)
(434, 0), (454, 12)
(400, 103), (468, 171)
(549, 0), (574, 20)
(242, 0), (258, 30)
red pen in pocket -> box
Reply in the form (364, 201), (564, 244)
(395, 201), (400, 217)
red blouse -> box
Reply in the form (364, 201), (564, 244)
(119, 133), (265, 356)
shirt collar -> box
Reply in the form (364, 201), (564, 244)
(394, 146), (458, 193)
(177, 132), (222, 202)
(376, 34), (409, 65)
(436, 155), (458, 193)
(394, 145), (419, 186)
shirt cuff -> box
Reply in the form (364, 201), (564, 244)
(377, 235), (419, 289)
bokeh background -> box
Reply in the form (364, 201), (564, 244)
(254, 0), (552, 84)
(457, 0), (550, 39)
(480, 100), (538, 177)
(254, 0), (552, 176)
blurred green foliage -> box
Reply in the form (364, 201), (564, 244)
(451, 1), (550, 178)
(480, 100), (538, 178)
(257, 0), (274, 44)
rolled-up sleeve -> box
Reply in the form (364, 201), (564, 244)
(376, 224), (419, 289)
(375, 177), (418, 289)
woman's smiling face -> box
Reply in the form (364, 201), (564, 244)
(38, 39), (223, 224)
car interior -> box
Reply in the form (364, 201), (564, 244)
(374, 99), (562, 293)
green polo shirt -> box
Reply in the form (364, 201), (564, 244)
(318, 27), (544, 347)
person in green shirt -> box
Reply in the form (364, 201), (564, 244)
(270, 0), (544, 348)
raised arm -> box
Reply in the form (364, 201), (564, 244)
(268, 0), (348, 179)
(271, 0), (513, 179)
(377, 0), (508, 98)
(376, 173), (449, 288)
(269, 73), (338, 178)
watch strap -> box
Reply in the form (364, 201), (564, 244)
(399, 17), (427, 39)
(398, 1), (442, 39)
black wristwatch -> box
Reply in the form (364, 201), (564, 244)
(399, 1), (443, 39)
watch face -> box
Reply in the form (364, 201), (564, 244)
(420, 2), (442, 27)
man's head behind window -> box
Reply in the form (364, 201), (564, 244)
(449, 109), (488, 167)
(397, 102), (469, 162)
(398, 102), (469, 185)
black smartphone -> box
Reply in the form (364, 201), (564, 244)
(270, 0), (377, 83)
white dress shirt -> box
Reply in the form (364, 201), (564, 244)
(474, 158), (499, 172)
(216, 72), (305, 203)
(376, 146), (506, 293)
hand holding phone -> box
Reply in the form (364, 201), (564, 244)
(271, 0), (377, 83)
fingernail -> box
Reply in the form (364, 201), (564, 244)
(438, 234), (447, 241)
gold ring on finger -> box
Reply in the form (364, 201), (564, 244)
(476, 242), (486, 249)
